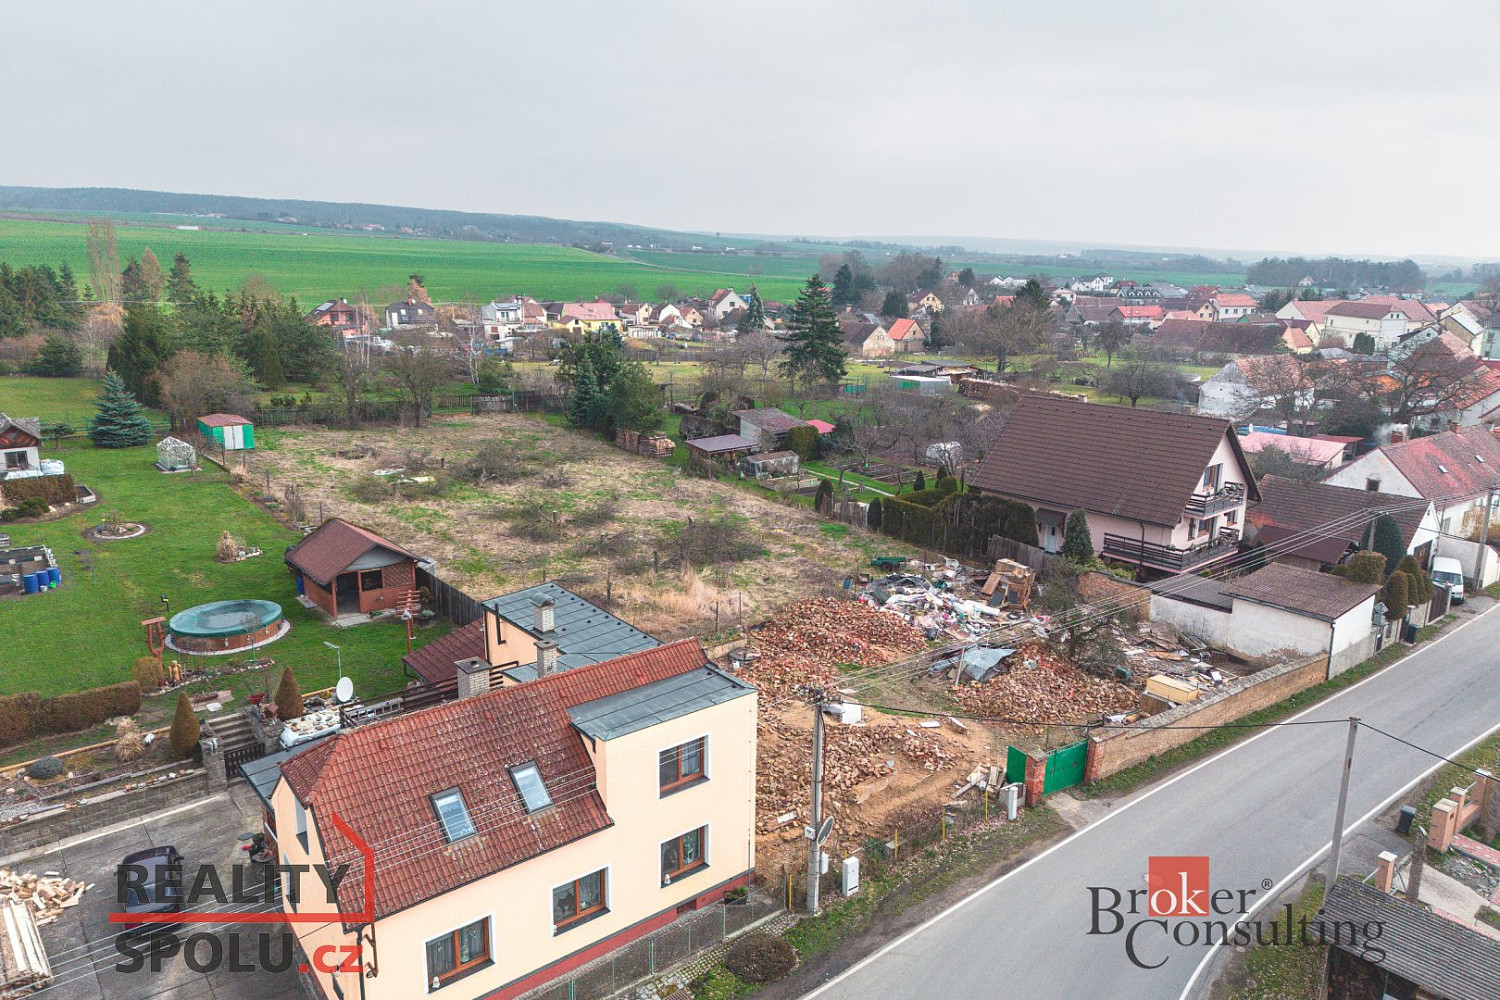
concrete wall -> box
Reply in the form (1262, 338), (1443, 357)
(1086, 656), (1328, 780)
(1434, 535), (1500, 588)
(0, 769), (210, 859)
(1225, 600), (1336, 661)
(1149, 595), (1232, 646)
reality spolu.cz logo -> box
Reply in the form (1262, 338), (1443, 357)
(1087, 856), (1386, 970)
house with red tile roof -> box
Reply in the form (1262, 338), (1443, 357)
(1200, 292), (1257, 322)
(970, 394), (1259, 574)
(269, 636), (757, 1000)
(558, 301), (621, 335)
(1322, 301), (1414, 350)
(706, 288), (747, 320)
(885, 317), (926, 353)
(1110, 304), (1163, 326)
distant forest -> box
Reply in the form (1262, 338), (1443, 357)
(1246, 256), (1425, 291)
(0, 186), (705, 250)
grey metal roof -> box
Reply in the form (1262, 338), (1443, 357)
(239, 742), (319, 810)
(484, 582), (657, 676)
(568, 666), (754, 740)
(1320, 876), (1500, 1000)
(686, 434), (756, 454)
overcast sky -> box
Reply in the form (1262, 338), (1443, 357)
(6, 1), (1497, 260)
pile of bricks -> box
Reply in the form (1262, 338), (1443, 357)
(953, 643), (1136, 728)
(745, 598), (926, 702)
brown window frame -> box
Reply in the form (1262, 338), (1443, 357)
(552, 869), (608, 933)
(425, 917), (491, 991)
(359, 568), (384, 591)
(659, 738), (707, 795)
(661, 826), (708, 883)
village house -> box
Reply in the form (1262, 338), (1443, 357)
(558, 301), (620, 336)
(480, 298), (524, 340)
(1149, 563), (1381, 676)
(1246, 474), (1438, 571)
(0, 415), (43, 480)
(1197, 292), (1257, 322)
(674, 304), (706, 329)
(1321, 425), (1500, 583)
(732, 407), (812, 452)
(284, 518), (424, 622)
(1235, 431), (1350, 474)
(1274, 298), (1342, 338)
(706, 288), (747, 320)
(403, 582), (659, 688)
(269, 637), (757, 1000)
(1068, 274), (1115, 294)
(971, 395), (1259, 575)
(907, 290), (944, 314)
(305, 299), (361, 335)
(1321, 301), (1412, 351)
(617, 302), (652, 328)
(1197, 355), (1315, 422)
(1109, 304), (1163, 326)
(885, 317), (926, 353)
(839, 319), (895, 358)
(385, 298), (438, 331)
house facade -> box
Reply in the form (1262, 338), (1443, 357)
(0, 415), (42, 480)
(306, 299), (361, 333)
(731, 407), (812, 452)
(840, 320), (895, 358)
(971, 395), (1259, 575)
(885, 318), (926, 353)
(1322, 302), (1410, 350)
(707, 288), (747, 319)
(270, 638), (757, 1000)
(1196, 355), (1313, 422)
(558, 302), (620, 336)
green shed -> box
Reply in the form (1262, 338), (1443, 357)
(197, 413), (254, 450)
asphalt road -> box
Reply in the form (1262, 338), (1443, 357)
(801, 604), (1500, 1000)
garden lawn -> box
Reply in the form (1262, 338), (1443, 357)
(1, 440), (443, 700)
(0, 376), (109, 427)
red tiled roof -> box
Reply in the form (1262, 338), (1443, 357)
(1212, 293), (1257, 308)
(970, 394), (1259, 527)
(807, 419), (836, 434)
(1374, 426), (1500, 500)
(562, 302), (618, 323)
(281, 638), (713, 921)
(1238, 432), (1345, 466)
(285, 518), (419, 586)
(1362, 296), (1437, 324)
(1282, 300), (1344, 322)
(887, 318), (923, 341)
(1114, 305), (1163, 319)
(197, 413), (251, 427)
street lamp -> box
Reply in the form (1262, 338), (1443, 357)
(160, 594), (170, 617)
(324, 641), (342, 682)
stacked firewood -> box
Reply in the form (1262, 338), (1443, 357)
(0, 869), (88, 926)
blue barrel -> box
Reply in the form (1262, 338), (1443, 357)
(47, 567), (60, 587)
(22, 573), (39, 595)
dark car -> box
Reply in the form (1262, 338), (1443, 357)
(118, 846), (182, 929)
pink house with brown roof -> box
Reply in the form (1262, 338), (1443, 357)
(269, 637), (757, 1000)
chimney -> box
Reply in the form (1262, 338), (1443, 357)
(533, 597), (555, 635)
(454, 657), (492, 699)
(535, 640), (559, 678)
(1390, 429), (1406, 444)
(1449, 420), (1461, 434)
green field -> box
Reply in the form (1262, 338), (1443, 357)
(1, 440), (446, 700)
(0, 216), (810, 304)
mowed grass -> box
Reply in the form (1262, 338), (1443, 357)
(0, 375), (117, 427)
(1, 441), (445, 700)
(0, 216), (809, 304)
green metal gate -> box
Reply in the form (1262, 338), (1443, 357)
(1005, 741), (1088, 795)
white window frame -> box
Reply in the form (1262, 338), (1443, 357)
(656, 733), (711, 796)
(431, 788), (477, 843)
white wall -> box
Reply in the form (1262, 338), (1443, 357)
(1149, 595), (1231, 645)
(1322, 451), (1418, 497)
(1152, 594), (1377, 669)
(1434, 535), (1500, 587)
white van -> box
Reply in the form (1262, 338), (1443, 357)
(1431, 557), (1466, 604)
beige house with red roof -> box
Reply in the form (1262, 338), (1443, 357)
(885, 317), (926, 353)
(557, 301), (621, 335)
(1321, 301), (1413, 350)
(1199, 292), (1257, 322)
(270, 637), (756, 1000)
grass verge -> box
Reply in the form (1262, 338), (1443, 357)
(1223, 881), (1326, 1000)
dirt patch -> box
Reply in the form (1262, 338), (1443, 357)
(243, 415), (906, 637)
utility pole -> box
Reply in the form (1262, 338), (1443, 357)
(1327, 716), (1360, 887)
(806, 697), (827, 916)
(1474, 488), (1494, 586)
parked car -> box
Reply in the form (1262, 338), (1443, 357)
(1431, 557), (1466, 605)
(119, 846), (182, 929)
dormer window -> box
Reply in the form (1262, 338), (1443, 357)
(509, 762), (552, 812)
(431, 789), (477, 842)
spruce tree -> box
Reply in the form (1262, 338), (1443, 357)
(108, 303), (175, 403)
(169, 691), (201, 757)
(737, 284), (766, 335)
(831, 265), (856, 307)
(913, 470), (927, 492)
(1062, 508), (1095, 566)
(880, 290), (909, 319)
(778, 275), (848, 388)
(1371, 514), (1404, 576)
(30, 334), (83, 376)
(166, 252), (198, 304)
(89, 371), (153, 448)
(275, 668), (305, 720)
(567, 356), (599, 427)
(868, 497), (883, 531)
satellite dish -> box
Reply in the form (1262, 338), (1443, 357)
(335, 676), (354, 704)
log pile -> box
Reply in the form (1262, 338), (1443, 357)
(0, 870), (87, 927)
(953, 643), (1136, 727)
(745, 598), (926, 701)
(755, 715), (957, 831)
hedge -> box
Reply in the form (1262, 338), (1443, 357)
(878, 492), (1037, 555)
(0, 681), (143, 749)
(0, 473), (77, 508)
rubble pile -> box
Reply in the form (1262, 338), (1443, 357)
(861, 570), (1018, 640)
(755, 715), (957, 831)
(1120, 623), (1235, 700)
(745, 598), (925, 701)
(0, 869), (87, 926)
(953, 643), (1136, 726)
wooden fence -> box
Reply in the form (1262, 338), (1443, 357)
(418, 567), (484, 626)
(986, 534), (1060, 573)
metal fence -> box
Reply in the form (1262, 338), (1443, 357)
(519, 894), (782, 1000)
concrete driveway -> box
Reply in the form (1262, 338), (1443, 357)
(5, 782), (304, 1000)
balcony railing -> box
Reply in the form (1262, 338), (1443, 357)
(1102, 532), (1240, 573)
(1185, 482), (1246, 518)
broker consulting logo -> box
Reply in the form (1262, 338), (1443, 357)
(1087, 856), (1385, 970)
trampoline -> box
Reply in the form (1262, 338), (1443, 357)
(167, 599), (289, 655)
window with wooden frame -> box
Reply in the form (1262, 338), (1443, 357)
(659, 737), (707, 795)
(552, 869), (607, 932)
(425, 917), (490, 991)
(660, 826), (707, 883)
(1202, 464), (1223, 490)
(359, 569), (384, 591)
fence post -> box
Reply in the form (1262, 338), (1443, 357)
(941, 807), (947, 842)
(649, 939), (654, 974)
(893, 827), (899, 864)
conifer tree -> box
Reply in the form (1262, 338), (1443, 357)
(1062, 508), (1095, 566)
(778, 275), (847, 388)
(737, 285), (766, 335)
(169, 691), (201, 757)
(1371, 514), (1404, 576)
(567, 356), (599, 427)
(89, 371), (153, 448)
(275, 668), (305, 720)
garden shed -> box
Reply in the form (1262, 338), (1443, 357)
(197, 413), (254, 451)
(741, 450), (800, 479)
(285, 517), (422, 620)
(155, 436), (197, 472)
